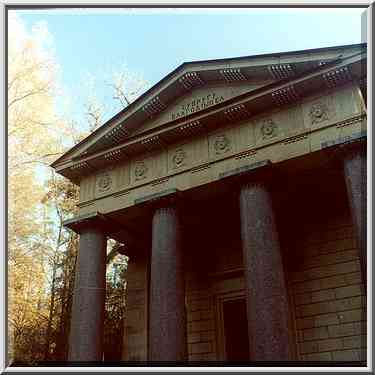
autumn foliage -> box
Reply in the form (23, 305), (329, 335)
(8, 13), (131, 365)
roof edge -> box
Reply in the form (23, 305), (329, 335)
(51, 43), (367, 169)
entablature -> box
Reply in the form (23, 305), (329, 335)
(75, 80), (366, 221)
(55, 50), (366, 184)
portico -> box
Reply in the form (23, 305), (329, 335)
(52, 43), (367, 363)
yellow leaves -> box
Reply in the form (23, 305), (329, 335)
(8, 253), (48, 351)
(7, 13), (149, 363)
(8, 13), (59, 247)
(8, 15), (61, 361)
(8, 14), (59, 172)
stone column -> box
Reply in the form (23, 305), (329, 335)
(342, 142), (367, 287)
(68, 226), (107, 361)
(149, 205), (186, 361)
(239, 181), (291, 361)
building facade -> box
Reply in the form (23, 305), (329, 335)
(52, 44), (367, 364)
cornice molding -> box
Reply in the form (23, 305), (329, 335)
(271, 84), (300, 106)
(51, 44), (366, 169)
(178, 71), (205, 90)
(54, 51), (366, 182)
(268, 64), (295, 80)
(219, 159), (274, 191)
(142, 96), (167, 118)
(219, 68), (248, 82)
(322, 66), (353, 89)
(134, 188), (182, 213)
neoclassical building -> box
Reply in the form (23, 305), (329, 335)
(52, 43), (367, 364)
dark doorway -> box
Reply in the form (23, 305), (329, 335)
(222, 299), (250, 361)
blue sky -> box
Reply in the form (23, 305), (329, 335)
(13, 8), (366, 128)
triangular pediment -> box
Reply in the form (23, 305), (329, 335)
(52, 43), (366, 172)
(130, 81), (274, 138)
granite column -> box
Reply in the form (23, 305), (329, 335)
(342, 142), (367, 287)
(68, 226), (107, 361)
(149, 204), (186, 361)
(239, 180), (291, 361)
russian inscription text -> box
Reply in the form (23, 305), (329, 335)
(171, 92), (225, 121)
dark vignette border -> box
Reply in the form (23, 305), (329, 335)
(9, 360), (368, 367)
(3, 3), (372, 374)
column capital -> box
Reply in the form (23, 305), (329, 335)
(219, 159), (275, 191)
(63, 211), (124, 236)
(338, 138), (366, 161)
(240, 179), (270, 192)
(63, 211), (105, 234)
(323, 137), (366, 168)
(134, 188), (182, 212)
(318, 137), (366, 178)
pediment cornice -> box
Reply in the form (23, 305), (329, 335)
(52, 44), (366, 183)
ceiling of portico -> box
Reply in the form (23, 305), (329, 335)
(51, 43), (366, 182)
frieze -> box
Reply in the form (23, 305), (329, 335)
(97, 172), (113, 193)
(302, 93), (339, 130)
(79, 175), (95, 202)
(190, 162), (211, 174)
(78, 113), (364, 216)
(237, 120), (256, 150)
(117, 164), (131, 189)
(309, 101), (330, 124)
(172, 148), (187, 169)
(76, 85), (364, 216)
(214, 134), (231, 155)
(134, 161), (148, 181)
(283, 134), (308, 145)
(235, 149), (257, 160)
(151, 177), (170, 186)
(261, 118), (278, 140)
(254, 114), (283, 146)
(335, 114), (366, 129)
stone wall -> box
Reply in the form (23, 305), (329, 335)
(287, 213), (366, 362)
(184, 222), (245, 362)
(122, 255), (149, 361)
(77, 84), (366, 221)
(121, 176), (366, 363)
(185, 274), (217, 361)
